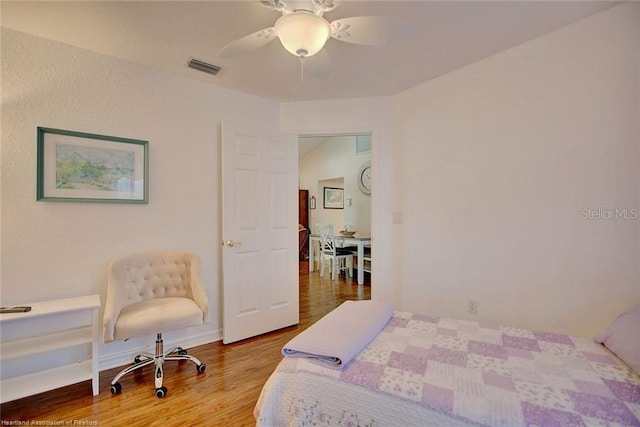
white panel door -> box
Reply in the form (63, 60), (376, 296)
(221, 121), (299, 344)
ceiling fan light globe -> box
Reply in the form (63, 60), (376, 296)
(275, 10), (330, 58)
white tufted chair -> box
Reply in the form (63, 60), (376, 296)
(103, 251), (209, 398)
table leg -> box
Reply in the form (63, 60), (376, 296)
(357, 243), (364, 285)
(308, 237), (315, 272)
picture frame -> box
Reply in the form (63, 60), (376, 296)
(37, 127), (149, 203)
(323, 187), (344, 209)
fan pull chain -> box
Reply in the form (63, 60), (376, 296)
(299, 56), (304, 83)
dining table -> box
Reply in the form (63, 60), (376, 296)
(308, 234), (372, 285)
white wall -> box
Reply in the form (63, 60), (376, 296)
(1, 29), (280, 365)
(300, 135), (371, 235)
(391, 2), (639, 337)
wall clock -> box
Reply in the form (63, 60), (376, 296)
(357, 161), (371, 194)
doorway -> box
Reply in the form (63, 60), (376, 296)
(298, 134), (372, 286)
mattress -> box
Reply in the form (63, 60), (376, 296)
(255, 311), (640, 426)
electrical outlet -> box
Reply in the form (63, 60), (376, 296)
(468, 299), (478, 315)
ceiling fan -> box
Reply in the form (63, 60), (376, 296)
(219, 0), (409, 61)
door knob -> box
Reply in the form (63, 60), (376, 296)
(226, 240), (242, 248)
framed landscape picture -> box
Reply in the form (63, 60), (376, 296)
(36, 127), (148, 203)
(323, 187), (344, 209)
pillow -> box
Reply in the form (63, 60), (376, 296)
(594, 304), (640, 373)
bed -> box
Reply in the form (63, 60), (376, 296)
(255, 301), (640, 426)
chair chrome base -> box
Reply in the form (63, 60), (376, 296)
(110, 333), (206, 398)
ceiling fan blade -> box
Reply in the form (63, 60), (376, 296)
(305, 49), (331, 80)
(219, 27), (277, 58)
(330, 16), (410, 45)
(260, 0), (286, 12)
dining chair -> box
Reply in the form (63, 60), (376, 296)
(316, 223), (353, 280)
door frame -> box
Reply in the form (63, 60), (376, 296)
(292, 125), (392, 304)
(299, 133), (373, 284)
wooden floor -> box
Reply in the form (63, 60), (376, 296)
(0, 261), (370, 426)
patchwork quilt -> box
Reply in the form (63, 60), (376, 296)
(255, 312), (640, 426)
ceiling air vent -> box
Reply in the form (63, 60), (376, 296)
(186, 57), (221, 76)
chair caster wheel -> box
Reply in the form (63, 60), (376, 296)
(134, 356), (142, 363)
(156, 386), (167, 398)
(197, 363), (207, 373)
(111, 382), (122, 394)
(178, 348), (188, 356)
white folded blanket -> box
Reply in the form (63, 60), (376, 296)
(282, 300), (394, 369)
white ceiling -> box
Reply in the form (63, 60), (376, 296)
(1, 1), (619, 102)
(299, 136), (330, 159)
